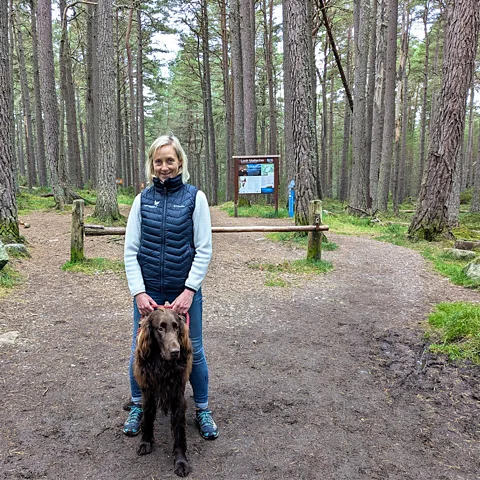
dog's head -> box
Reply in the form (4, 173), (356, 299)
(137, 308), (190, 362)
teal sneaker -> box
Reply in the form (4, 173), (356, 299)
(195, 408), (219, 440)
(123, 403), (143, 436)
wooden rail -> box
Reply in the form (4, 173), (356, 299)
(84, 224), (329, 235)
(71, 199), (328, 262)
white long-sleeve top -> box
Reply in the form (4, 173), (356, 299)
(124, 190), (212, 297)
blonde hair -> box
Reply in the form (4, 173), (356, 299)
(145, 134), (190, 185)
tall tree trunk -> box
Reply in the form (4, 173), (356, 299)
(464, 82), (475, 188)
(328, 74), (334, 198)
(126, 1), (139, 195)
(115, 9), (123, 185)
(240, 0), (256, 155)
(94, 0), (120, 221)
(364, 0), (378, 209)
(136, 6), (145, 187)
(339, 26), (352, 202)
(369, 0), (386, 211)
(14, 23), (37, 189)
(408, 0), (480, 240)
(416, 0), (430, 195)
(282, 0), (294, 185)
(348, 0), (370, 214)
(0, 0), (20, 242)
(30, 0), (47, 186)
(320, 42), (328, 197)
(220, 0), (233, 200)
(201, 0), (217, 204)
(230, 0), (245, 156)
(60, 0), (82, 189)
(377, 0), (398, 211)
(86, 2), (97, 186)
(265, 0), (277, 155)
(470, 126), (480, 212)
(393, 2), (410, 212)
(283, 0), (318, 225)
(8, 0), (17, 190)
(37, 0), (67, 208)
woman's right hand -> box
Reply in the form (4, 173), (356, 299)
(135, 292), (157, 316)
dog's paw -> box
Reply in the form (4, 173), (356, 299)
(137, 441), (154, 456)
(174, 458), (191, 477)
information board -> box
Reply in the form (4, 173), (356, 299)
(233, 155), (280, 216)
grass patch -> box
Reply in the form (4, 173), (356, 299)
(17, 189), (57, 214)
(266, 231), (338, 251)
(249, 258), (333, 287)
(220, 202), (289, 218)
(62, 257), (124, 275)
(422, 247), (480, 289)
(0, 265), (23, 294)
(426, 302), (480, 364)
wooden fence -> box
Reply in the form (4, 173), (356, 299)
(70, 199), (329, 263)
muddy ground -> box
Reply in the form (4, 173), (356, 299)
(1, 205), (479, 480)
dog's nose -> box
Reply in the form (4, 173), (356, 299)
(170, 348), (180, 359)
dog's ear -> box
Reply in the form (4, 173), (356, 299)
(136, 314), (153, 361)
(176, 314), (190, 351)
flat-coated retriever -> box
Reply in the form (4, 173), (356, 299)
(134, 307), (193, 477)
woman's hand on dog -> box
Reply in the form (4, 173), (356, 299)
(170, 289), (194, 315)
(135, 292), (157, 316)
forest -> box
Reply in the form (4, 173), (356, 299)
(0, 0), (479, 243)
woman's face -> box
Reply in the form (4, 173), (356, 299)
(153, 144), (182, 181)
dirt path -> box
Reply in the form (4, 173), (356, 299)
(1, 206), (479, 480)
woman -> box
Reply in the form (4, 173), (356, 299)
(123, 134), (218, 440)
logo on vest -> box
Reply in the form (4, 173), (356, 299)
(145, 200), (160, 209)
(173, 204), (186, 208)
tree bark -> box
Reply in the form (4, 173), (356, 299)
(409, 0), (480, 240)
(339, 26), (352, 202)
(93, 0), (120, 221)
(219, 0), (233, 200)
(0, 0), (20, 242)
(14, 22), (37, 188)
(377, 0), (398, 212)
(283, 0), (318, 225)
(37, 0), (67, 209)
(416, 0), (430, 196)
(126, 0), (139, 195)
(240, 0), (256, 155)
(230, 0), (245, 156)
(369, 0), (386, 211)
(59, 0), (83, 188)
(348, 0), (370, 214)
(29, 0), (47, 186)
(201, 0), (218, 205)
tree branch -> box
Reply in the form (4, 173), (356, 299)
(315, 0), (353, 112)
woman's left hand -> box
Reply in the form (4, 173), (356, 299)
(171, 289), (195, 315)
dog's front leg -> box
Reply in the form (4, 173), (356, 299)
(171, 398), (190, 477)
(137, 391), (156, 456)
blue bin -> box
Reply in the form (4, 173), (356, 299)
(288, 180), (295, 217)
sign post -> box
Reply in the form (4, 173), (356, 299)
(233, 155), (280, 217)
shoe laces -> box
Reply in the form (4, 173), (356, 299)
(197, 409), (215, 428)
(127, 405), (142, 424)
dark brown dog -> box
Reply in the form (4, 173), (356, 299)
(134, 308), (193, 477)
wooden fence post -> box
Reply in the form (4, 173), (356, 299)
(71, 199), (85, 262)
(307, 199), (323, 261)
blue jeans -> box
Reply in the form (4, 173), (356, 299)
(129, 289), (209, 409)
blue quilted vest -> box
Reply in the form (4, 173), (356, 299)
(137, 175), (198, 293)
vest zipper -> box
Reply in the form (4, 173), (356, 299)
(160, 188), (168, 292)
